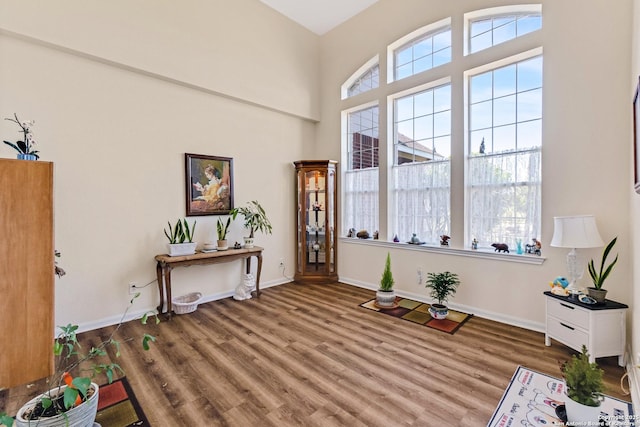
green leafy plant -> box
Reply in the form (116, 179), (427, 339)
(0, 294), (158, 425)
(230, 200), (272, 238)
(425, 271), (460, 305)
(3, 113), (40, 159)
(588, 237), (618, 290)
(561, 345), (605, 407)
(379, 253), (394, 291)
(164, 218), (197, 244)
(216, 217), (232, 240)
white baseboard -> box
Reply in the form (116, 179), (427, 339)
(339, 276), (545, 333)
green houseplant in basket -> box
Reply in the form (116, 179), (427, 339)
(424, 271), (460, 319)
(561, 345), (605, 424)
(216, 217), (232, 250)
(587, 236), (618, 303)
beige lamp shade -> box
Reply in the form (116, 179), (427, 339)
(550, 215), (604, 249)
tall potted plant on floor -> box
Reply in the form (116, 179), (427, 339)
(230, 200), (272, 248)
(587, 236), (618, 303)
(424, 271), (460, 319)
(561, 345), (605, 424)
(376, 253), (396, 308)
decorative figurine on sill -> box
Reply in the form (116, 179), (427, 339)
(347, 228), (356, 238)
(233, 241), (242, 249)
(373, 230), (379, 240)
(440, 235), (451, 246)
(549, 276), (570, 296)
(525, 238), (542, 256)
(516, 239), (524, 255)
(471, 238), (478, 250)
(356, 229), (370, 239)
(393, 234), (400, 242)
(491, 242), (509, 253)
(411, 233), (420, 244)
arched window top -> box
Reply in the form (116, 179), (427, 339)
(342, 56), (379, 100)
(464, 5), (542, 55)
(387, 17), (451, 83)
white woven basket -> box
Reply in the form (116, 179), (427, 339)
(172, 292), (202, 314)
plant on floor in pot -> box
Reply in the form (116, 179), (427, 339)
(164, 218), (197, 256)
(587, 236), (618, 303)
(560, 345), (605, 424)
(375, 253), (396, 308)
(216, 216), (232, 250)
(230, 200), (272, 248)
(0, 294), (158, 427)
(424, 271), (460, 320)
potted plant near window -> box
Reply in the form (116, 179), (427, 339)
(587, 237), (618, 303)
(216, 217), (231, 250)
(230, 200), (272, 248)
(164, 218), (197, 256)
(375, 253), (397, 308)
(0, 294), (158, 427)
(561, 345), (605, 424)
(424, 271), (460, 319)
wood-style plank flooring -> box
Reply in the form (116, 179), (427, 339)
(1, 282), (630, 426)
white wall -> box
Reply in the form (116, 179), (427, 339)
(0, 0), (319, 328)
(317, 0), (634, 331)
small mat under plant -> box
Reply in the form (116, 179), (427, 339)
(359, 297), (473, 335)
(95, 377), (150, 427)
(487, 366), (633, 426)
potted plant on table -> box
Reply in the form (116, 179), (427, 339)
(587, 236), (618, 303)
(560, 345), (605, 424)
(3, 113), (40, 160)
(230, 200), (272, 248)
(375, 253), (396, 308)
(424, 271), (460, 319)
(164, 218), (197, 256)
(0, 294), (158, 427)
(216, 217), (232, 250)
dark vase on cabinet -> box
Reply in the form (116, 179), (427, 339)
(294, 160), (338, 284)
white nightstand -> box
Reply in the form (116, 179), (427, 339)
(544, 291), (627, 366)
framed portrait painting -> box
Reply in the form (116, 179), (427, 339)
(634, 77), (640, 194)
(185, 153), (234, 216)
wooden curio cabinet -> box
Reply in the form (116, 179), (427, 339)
(294, 160), (338, 284)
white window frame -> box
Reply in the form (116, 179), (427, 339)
(341, 55), (379, 100)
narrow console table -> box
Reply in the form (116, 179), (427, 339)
(544, 291), (628, 366)
(155, 246), (263, 317)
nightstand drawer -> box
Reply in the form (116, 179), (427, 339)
(547, 316), (588, 350)
(547, 298), (588, 327)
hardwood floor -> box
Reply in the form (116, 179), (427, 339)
(1, 282), (630, 426)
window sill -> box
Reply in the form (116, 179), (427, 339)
(339, 237), (546, 265)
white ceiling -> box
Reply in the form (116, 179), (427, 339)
(260, 0), (380, 35)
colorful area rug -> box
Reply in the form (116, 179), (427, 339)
(487, 366), (634, 427)
(359, 297), (473, 334)
(95, 377), (150, 427)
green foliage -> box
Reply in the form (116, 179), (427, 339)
(588, 237), (618, 289)
(3, 113), (40, 159)
(230, 200), (272, 238)
(379, 253), (395, 291)
(562, 345), (605, 407)
(0, 294), (159, 424)
(425, 271), (460, 305)
(164, 218), (197, 243)
(216, 217), (232, 240)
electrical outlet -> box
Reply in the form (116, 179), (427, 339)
(417, 268), (423, 285)
(128, 282), (137, 295)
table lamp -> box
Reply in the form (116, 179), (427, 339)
(550, 215), (604, 293)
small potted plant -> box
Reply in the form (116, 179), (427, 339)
(1, 294), (158, 427)
(375, 253), (396, 308)
(164, 218), (197, 256)
(3, 113), (40, 160)
(216, 217), (231, 250)
(230, 200), (272, 248)
(425, 271), (460, 319)
(561, 345), (605, 424)
(587, 237), (618, 303)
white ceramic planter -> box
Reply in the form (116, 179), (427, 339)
(16, 382), (99, 427)
(243, 237), (254, 248)
(167, 242), (197, 256)
(375, 289), (396, 308)
(564, 394), (601, 425)
(429, 303), (449, 320)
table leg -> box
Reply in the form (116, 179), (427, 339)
(156, 262), (165, 314)
(165, 266), (173, 319)
(255, 253), (263, 297)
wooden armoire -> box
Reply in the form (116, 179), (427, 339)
(0, 159), (54, 388)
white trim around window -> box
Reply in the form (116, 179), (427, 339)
(341, 55), (379, 100)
